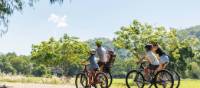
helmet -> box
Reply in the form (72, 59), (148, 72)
(95, 40), (103, 46)
(90, 49), (96, 54)
(107, 48), (115, 55)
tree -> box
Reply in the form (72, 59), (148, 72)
(113, 20), (200, 76)
(10, 55), (32, 75)
(32, 64), (49, 77)
(0, 0), (23, 36)
(31, 34), (90, 76)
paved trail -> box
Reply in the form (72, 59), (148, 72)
(0, 82), (76, 88)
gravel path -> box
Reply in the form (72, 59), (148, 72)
(0, 82), (76, 88)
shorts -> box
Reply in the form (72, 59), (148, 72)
(103, 63), (111, 73)
(98, 62), (106, 67)
(148, 64), (159, 70)
(89, 67), (99, 71)
(160, 55), (169, 64)
(93, 68), (99, 71)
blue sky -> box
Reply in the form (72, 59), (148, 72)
(0, 0), (200, 55)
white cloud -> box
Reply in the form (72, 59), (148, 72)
(48, 13), (68, 28)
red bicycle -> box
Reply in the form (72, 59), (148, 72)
(75, 62), (108, 88)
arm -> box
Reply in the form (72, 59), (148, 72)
(144, 55), (152, 64)
(156, 54), (160, 60)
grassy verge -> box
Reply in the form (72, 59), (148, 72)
(0, 74), (70, 84)
(110, 79), (200, 88)
(0, 74), (200, 88)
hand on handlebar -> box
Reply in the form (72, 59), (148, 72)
(81, 61), (89, 65)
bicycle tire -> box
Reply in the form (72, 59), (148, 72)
(75, 73), (88, 88)
(106, 72), (113, 87)
(155, 70), (174, 88)
(94, 72), (108, 88)
(126, 70), (145, 88)
(171, 71), (180, 88)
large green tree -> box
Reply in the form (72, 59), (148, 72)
(113, 20), (200, 77)
(31, 34), (89, 75)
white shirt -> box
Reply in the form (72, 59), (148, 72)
(146, 51), (159, 65)
(96, 46), (108, 62)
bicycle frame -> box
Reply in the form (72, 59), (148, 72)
(135, 62), (160, 85)
(82, 65), (98, 84)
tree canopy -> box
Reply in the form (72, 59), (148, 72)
(113, 20), (200, 77)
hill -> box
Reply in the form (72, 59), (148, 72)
(180, 25), (200, 38)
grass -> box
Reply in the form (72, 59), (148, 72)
(0, 74), (200, 88)
(0, 74), (70, 84)
(110, 79), (200, 88)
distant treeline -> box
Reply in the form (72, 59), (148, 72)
(0, 20), (200, 79)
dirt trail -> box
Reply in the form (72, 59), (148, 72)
(0, 82), (76, 88)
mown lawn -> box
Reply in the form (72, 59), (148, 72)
(110, 79), (200, 88)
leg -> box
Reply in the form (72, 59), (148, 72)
(156, 64), (165, 73)
(98, 62), (104, 72)
(144, 67), (149, 80)
(88, 72), (93, 85)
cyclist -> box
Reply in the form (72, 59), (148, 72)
(143, 44), (160, 81)
(153, 44), (170, 71)
(105, 49), (116, 73)
(95, 40), (108, 71)
(107, 49), (116, 64)
(87, 49), (99, 86)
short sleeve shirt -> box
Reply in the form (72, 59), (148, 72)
(146, 51), (159, 65)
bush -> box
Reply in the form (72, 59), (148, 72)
(32, 65), (50, 77)
(188, 62), (200, 79)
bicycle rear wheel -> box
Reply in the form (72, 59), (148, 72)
(171, 71), (180, 88)
(75, 73), (88, 88)
(126, 70), (145, 88)
(155, 70), (174, 88)
(105, 72), (113, 87)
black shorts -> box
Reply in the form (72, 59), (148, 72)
(98, 62), (106, 67)
(148, 64), (159, 70)
(93, 68), (99, 71)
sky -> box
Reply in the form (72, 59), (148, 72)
(0, 0), (200, 55)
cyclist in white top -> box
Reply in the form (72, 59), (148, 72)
(143, 44), (159, 81)
(95, 40), (108, 71)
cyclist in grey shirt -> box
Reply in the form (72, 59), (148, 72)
(95, 40), (108, 71)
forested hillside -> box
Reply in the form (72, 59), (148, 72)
(180, 25), (200, 38)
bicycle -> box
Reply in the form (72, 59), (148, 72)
(98, 51), (116, 87)
(75, 62), (108, 88)
(102, 65), (113, 87)
(165, 62), (181, 88)
(126, 61), (174, 88)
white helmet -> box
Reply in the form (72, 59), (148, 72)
(90, 49), (96, 54)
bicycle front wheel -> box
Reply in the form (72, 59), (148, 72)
(126, 70), (145, 88)
(155, 70), (174, 88)
(95, 72), (108, 88)
(75, 73), (88, 88)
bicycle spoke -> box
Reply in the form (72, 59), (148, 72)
(126, 70), (145, 88)
(155, 70), (174, 88)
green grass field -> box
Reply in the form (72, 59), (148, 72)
(110, 79), (200, 88)
(0, 74), (200, 88)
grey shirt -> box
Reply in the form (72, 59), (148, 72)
(146, 51), (159, 65)
(96, 46), (108, 62)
